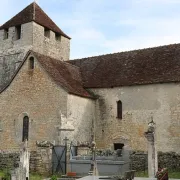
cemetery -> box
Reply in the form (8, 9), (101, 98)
(0, 122), (180, 180)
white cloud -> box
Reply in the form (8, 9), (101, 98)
(1, 0), (180, 59)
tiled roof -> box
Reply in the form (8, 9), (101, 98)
(0, 2), (70, 39)
(0, 51), (92, 98)
(33, 52), (92, 98)
(69, 43), (180, 88)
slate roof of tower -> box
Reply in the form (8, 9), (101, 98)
(0, 51), (92, 98)
(0, 2), (70, 39)
(69, 43), (180, 88)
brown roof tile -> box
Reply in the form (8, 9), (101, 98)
(0, 2), (70, 39)
(0, 51), (92, 98)
(33, 52), (92, 98)
(69, 43), (180, 88)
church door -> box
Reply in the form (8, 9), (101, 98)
(22, 116), (29, 142)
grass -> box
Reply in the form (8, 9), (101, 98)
(168, 171), (180, 179)
(135, 170), (180, 179)
(30, 173), (61, 180)
(135, 171), (148, 177)
(0, 171), (5, 177)
(30, 173), (45, 180)
(0, 170), (62, 180)
(0, 169), (11, 180)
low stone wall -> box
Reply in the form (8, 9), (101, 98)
(0, 151), (19, 170)
(0, 150), (179, 175)
(0, 147), (52, 175)
(130, 151), (148, 171)
(30, 147), (52, 175)
(158, 152), (180, 171)
(130, 151), (180, 171)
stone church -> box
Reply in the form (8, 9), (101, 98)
(0, 2), (180, 153)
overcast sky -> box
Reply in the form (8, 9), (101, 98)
(1, 0), (180, 59)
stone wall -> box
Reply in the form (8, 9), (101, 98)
(0, 52), (94, 151)
(91, 84), (180, 153)
(0, 21), (70, 92)
(0, 22), (33, 52)
(33, 22), (70, 61)
(130, 151), (180, 171)
(0, 151), (19, 170)
(130, 151), (148, 171)
(30, 147), (52, 175)
(0, 147), (52, 175)
(158, 152), (180, 171)
(0, 50), (30, 91)
(0, 22), (34, 91)
(62, 94), (95, 144)
(0, 53), (68, 150)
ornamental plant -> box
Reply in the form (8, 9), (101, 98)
(156, 168), (168, 180)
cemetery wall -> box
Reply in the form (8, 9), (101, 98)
(0, 147), (52, 175)
(130, 151), (180, 171)
(0, 150), (180, 175)
(30, 147), (52, 175)
(0, 151), (19, 170)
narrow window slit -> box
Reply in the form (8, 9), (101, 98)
(117, 100), (122, 119)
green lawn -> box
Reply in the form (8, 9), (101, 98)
(169, 171), (180, 179)
(135, 170), (180, 179)
(135, 171), (148, 177)
(0, 171), (5, 177)
(0, 171), (61, 180)
(30, 173), (45, 180)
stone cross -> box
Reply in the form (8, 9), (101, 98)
(89, 141), (99, 176)
(57, 127), (74, 145)
(144, 119), (158, 178)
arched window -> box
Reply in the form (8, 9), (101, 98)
(22, 116), (29, 142)
(29, 56), (34, 69)
(117, 100), (122, 119)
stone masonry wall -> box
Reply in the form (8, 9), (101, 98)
(0, 150), (179, 174)
(91, 84), (180, 153)
(0, 22), (33, 91)
(158, 152), (180, 171)
(30, 147), (52, 175)
(0, 147), (52, 175)
(0, 50), (30, 91)
(130, 151), (148, 171)
(0, 22), (33, 51)
(62, 94), (95, 144)
(0, 151), (19, 170)
(0, 53), (68, 150)
(130, 151), (180, 171)
(33, 22), (70, 61)
(0, 21), (70, 92)
(0, 52), (94, 151)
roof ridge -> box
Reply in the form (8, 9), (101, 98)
(71, 43), (180, 61)
(31, 50), (80, 70)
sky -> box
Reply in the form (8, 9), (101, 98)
(1, 0), (180, 59)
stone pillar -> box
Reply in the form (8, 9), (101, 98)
(144, 121), (158, 178)
(122, 145), (131, 172)
(18, 140), (30, 180)
(11, 140), (30, 180)
(89, 141), (99, 176)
